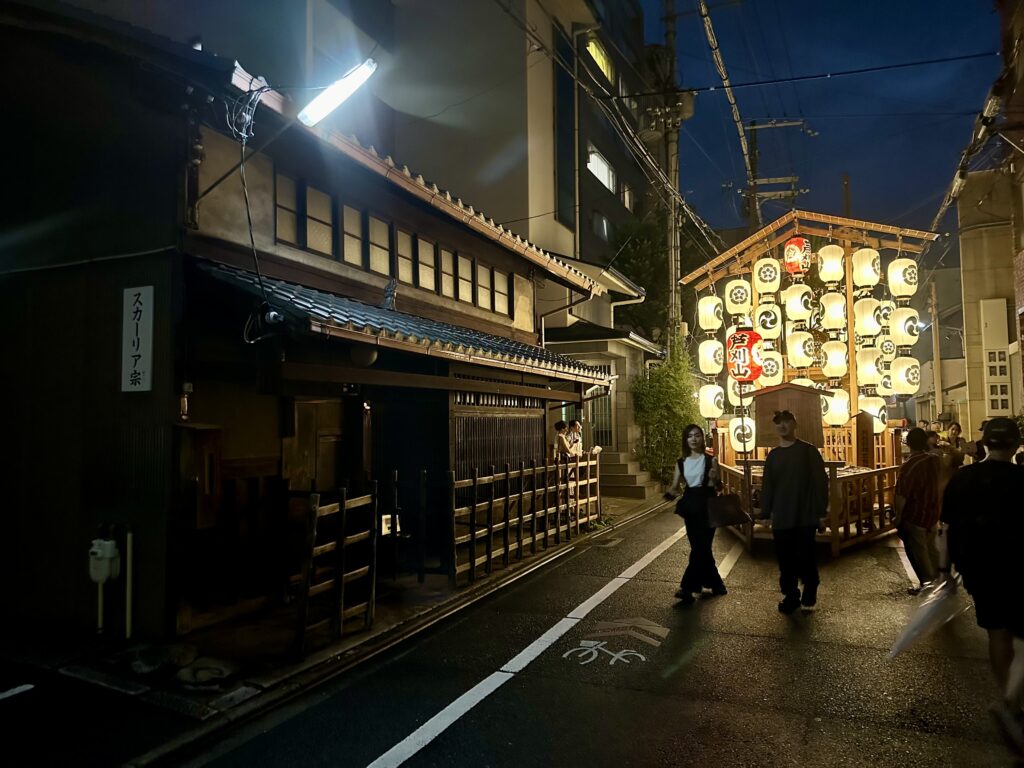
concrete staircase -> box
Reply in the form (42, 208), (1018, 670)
(599, 451), (662, 500)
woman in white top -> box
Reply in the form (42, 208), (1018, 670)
(665, 424), (726, 605)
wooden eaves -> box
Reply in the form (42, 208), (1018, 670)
(680, 210), (940, 292)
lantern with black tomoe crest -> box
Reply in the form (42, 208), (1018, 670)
(726, 327), (763, 383)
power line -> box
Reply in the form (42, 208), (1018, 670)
(607, 51), (1000, 99)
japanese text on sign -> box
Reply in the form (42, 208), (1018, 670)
(121, 286), (153, 392)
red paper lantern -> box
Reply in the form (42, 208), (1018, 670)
(726, 328), (763, 383)
(783, 236), (811, 275)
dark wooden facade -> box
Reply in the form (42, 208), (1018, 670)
(2, 8), (605, 641)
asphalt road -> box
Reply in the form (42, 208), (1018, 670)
(180, 509), (1017, 768)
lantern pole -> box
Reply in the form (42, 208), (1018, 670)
(843, 239), (858, 464)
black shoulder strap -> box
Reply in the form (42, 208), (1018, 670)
(701, 453), (712, 487)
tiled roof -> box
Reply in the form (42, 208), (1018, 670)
(200, 261), (610, 385)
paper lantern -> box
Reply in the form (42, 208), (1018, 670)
(856, 348), (881, 385)
(791, 377), (822, 390)
(859, 395), (887, 434)
(890, 307), (920, 347)
(877, 333), (897, 362)
(698, 339), (724, 374)
(820, 292), (846, 331)
(753, 258), (781, 294)
(852, 248), (881, 288)
(724, 279), (752, 316)
(783, 237), (811, 275)
(876, 364), (894, 396)
(787, 330), (815, 368)
(726, 328), (763, 382)
(854, 298), (882, 337)
(817, 244), (845, 284)
(782, 283), (814, 322)
(759, 350), (784, 387)
(727, 376), (757, 407)
(698, 295), (724, 331)
(822, 389), (851, 427)
(753, 303), (782, 340)
(728, 415), (756, 453)
(891, 356), (921, 395)
(888, 258), (919, 298)
(698, 384), (725, 419)
(878, 300), (896, 328)
(821, 340), (848, 379)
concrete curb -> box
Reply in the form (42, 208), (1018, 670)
(124, 498), (673, 766)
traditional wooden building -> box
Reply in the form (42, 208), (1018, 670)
(3, 3), (608, 641)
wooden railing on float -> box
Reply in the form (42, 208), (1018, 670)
(447, 455), (601, 586)
(718, 460), (897, 557)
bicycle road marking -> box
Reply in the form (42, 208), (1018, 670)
(366, 525), (690, 768)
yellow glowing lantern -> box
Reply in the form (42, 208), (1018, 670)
(753, 258), (781, 294)
(820, 292), (846, 331)
(822, 389), (851, 427)
(856, 348), (881, 385)
(759, 350), (784, 387)
(698, 339), (724, 374)
(728, 415), (756, 454)
(727, 376), (756, 407)
(890, 307), (920, 347)
(888, 258), (919, 299)
(878, 300), (896, 329)
(786, 330), (815, 368)
(878, 333), (897, 362)
(724, 279), (752, 316)
(852, 247), (881, 288)
(821, 340), (848, 379)
(817, 244), (845, 284)
(859, 395), (887, 434)
(698, 384), (725, 419)
(783, 283), (814, 322)
(854, 297), (882, 337)
(891, 356), (921, 395)
(791, 377), (821, 391)
(753, 303), (782, 340)
(698, 295), (724, 331)
(877, 364), (894, 396)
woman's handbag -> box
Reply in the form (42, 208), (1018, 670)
(706, 493), (752, 528)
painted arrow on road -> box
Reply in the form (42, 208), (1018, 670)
(583, 618), (670, 647)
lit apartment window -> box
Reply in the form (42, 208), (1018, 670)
(306, 186), (334, 256)
(592, 212), (612, 242)
(586, 37), (613, 83)
(494, 271), (510, 316)
(458, 255), (473, 304)
(368, 215), (391, 275)
(621, 183), (634, 212)
(342, 206), (362, 266)
(440, 248), (456, 298)
(587, 144), (616, 193)
(396, 230), (414, 284)
(476, 264), (492, 311)
(418, 237), (436, 290)
(275, 174), (297, 245)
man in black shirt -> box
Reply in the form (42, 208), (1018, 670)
(759, 410), (829, 614)
(942, 416), (1024, 755)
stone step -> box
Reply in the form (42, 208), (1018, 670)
(600, 471), (652, 486)
(599, 462), (641, 475)
(599, 451), (631, 464)
(601, 480), (661, 500)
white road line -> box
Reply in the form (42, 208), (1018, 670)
(717, 539), (745, 579)
(0, 684), (34, 701)
(366, 524), (691, 767)
(896, 542), (918, 585)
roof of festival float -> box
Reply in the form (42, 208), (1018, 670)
(680, 210), (939, 291)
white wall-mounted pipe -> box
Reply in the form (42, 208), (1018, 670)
(125, 530), (133, 640)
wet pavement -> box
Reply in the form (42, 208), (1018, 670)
(176, 509), (1017, 768)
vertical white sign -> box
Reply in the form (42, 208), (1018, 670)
(121, 286), (153, 392)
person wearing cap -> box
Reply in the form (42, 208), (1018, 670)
(941, 416), (1024, 754)
(759, 410), (829, 614)
(894, 428), (942, 591)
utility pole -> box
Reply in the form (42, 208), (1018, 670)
(742, 119), (809, 228)
(929, 280), (943, 421)
(843, 173), (851, 217)
(663, 0), (681, 345)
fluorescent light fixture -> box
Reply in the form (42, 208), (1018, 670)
(298, 58), (377, 127)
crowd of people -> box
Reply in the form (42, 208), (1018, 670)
(662, 408), (1024, 755)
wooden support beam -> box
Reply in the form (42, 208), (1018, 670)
(692, 228), (798, 291)
(797, 225), (924, 253)
(281, 362), (581, 402)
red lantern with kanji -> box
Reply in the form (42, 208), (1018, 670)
(726, 327), (763, 383)
(783, 236), (811, 276)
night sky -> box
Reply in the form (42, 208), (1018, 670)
(638, 0), (1003, 240)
